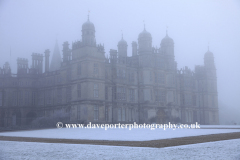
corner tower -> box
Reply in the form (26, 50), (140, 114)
(203, 47), (219, 124)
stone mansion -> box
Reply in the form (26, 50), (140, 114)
(0, 16), (219, 127)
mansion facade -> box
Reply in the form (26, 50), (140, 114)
(0, 17), (219, 127)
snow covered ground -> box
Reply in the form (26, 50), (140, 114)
(0, 126), (239, 141)
(200, 125), (240, 129)
(0, 139), (240, 160)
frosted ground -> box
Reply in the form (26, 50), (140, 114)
(0, 125), (239, 141)
(0, 139), (240, 160)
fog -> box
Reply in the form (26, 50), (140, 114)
(0, 0), (240, 124)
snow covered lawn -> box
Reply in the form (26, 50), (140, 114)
(0, 126), (239, 141)
(0, 139), (240, 160)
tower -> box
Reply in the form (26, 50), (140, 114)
(203, 47), (219, 124)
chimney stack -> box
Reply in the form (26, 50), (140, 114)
(44, 49), (50, 73)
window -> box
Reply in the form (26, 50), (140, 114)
(46, 90), (52, 105)
(122, 108), (126, 121)
(117, 87), (126, 100)
(13, 91), (18, 106)
(131, 73), (134, 82)
(58, 76), (62, 84)
(131, 108), (134, 121)
(66, 86), (71, 103)
(184, 78), (192, 88)
(150, 89), (153, 100)
(57, 88), (62, 104)
(94, 105), (99, 121)
(77, 106), (81, 120)
(155, 90), (166, 102)
(38, 91), (44, 106)
(94, 63), (99, 75)
(77, 63), (81, 75)
(154, 72), (157, 83)
(213, 112), (216, 122)
(32, 91), (36, 105)
(66, 68), (71, 82)
(118, 108), (121, 121)
(211, 96), (215, 107)
(25, 91), (30, 105)
(77, 84), (81, 98)
(129, 108), (132, 121)
(129, 89), (135, 102)
(94, 84), (99, 98)
(192, 95), (196, 106)
(158, 73), (165, 84)
(180, 94), (185, 105)
(185, 94), (192, 105)
(128, 72), (134, 82)
(105, 86), (108, 100)
(19, 91), (23, 106)
(167, 75), (174, 87)
(105, 68), (108, 79)
(0, 92), (2, 106)
(123, 70), (126, 79)
(105, 106), (108, 121)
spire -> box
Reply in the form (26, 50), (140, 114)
(208, 42), (209, 51)
(50, 40), (62, 71)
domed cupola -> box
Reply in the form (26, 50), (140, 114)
(81, 15), (96, 46)
(118, 34), (128, 57)
(138, 25), (152, 54)
(82, 18), (95, 31)
(160, 30), (174, 55)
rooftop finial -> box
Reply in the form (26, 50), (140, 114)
(166, 26), (168, 36)
(143, 20), (145, 30)
(121, 30), (123, 39)
(88, 10), (90, 21)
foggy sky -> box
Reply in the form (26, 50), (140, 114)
(0, 0), (240, 124)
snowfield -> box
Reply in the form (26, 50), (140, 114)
(0, 139), (240, 160)
(0, 126), (239, 141)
